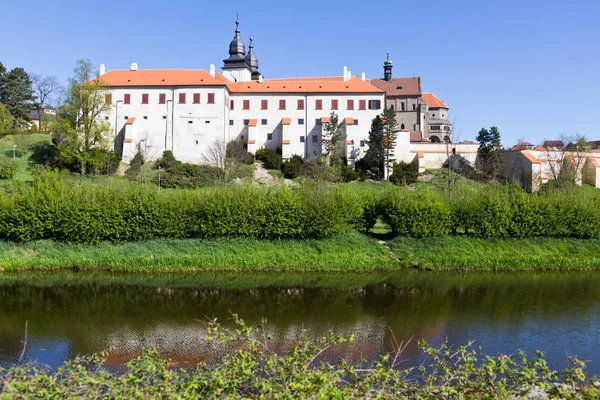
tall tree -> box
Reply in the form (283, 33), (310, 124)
(31, 74), (61, 132)
(364, 115), (385, 179)
(0, 67), (35, 126)
(382, 106), (399, 179)
(0, 103), (14, 133)
(322, 111), (345, 166)
(53, 59), (111, 175)
(476, 126), (503, 178)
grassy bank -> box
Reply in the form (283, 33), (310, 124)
(0, 231), (396, 272)
(3, 232), (600, 272)
(389, 236), (600, 271)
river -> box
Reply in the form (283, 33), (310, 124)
(0, 271), (599, 373)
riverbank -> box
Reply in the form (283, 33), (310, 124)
(2, 232), (600, 272)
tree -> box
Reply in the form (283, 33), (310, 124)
(203, 139), (245, 184)
(362, 115), (385, 179)
(476, 126), (503, 178)
(0, 66), (35, 126)
(382, 106), (399, 179)
(31, 74), (61, 132)
(545, 134), (590, 189)
(52, 59), (112, 175)
(0, 103), (14, 133)
(322, 111), (345, 166)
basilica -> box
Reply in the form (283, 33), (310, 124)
(97, 18), (465, 169)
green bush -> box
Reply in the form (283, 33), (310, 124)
(125, 151), (145, 181)
(155, 150), (177, 170)
(281, 155), (304, 179)
(339, 165), (359, 182)
(0, 158), (17, 179)
(389, 161), (418, 185)
(255, 147), (282, 170)
(226, 141), (254, 165)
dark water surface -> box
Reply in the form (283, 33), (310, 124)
(1, 271), (599, 373)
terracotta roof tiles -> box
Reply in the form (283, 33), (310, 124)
(99, 69), (224, 87)
(368, 78), (420, 96)
(227, 76), (382, 94)
(422, 93), (448, 109)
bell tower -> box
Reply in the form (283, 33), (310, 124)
(383, 53), (393, 82)
(222, 16), (252, 82)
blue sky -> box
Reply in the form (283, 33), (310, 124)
(1, 0), (598, 145)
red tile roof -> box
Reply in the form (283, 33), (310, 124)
(422, 93), (448, 109)
(227, 76), (382, 94)
(321, 117), (331, 123)
(368, 78), (420, 96)
(247, 119), (258, 127)
(214, 72), (231, 83)
(543, 140), (564, 148)
(522, 151), (541, 164)
(99, 69), (224, 87)
(125, 117), (136, 124)
(344, 117), (354, 125)
(281, 118), (291, 125)
(410, 131), (422, 142)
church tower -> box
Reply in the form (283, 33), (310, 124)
(245, 37), (262, 81)
(383, 53), (393, 82)
(222, 17), (253, 82)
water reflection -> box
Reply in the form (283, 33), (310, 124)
(0, 271), (599, 372)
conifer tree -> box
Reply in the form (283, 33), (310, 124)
(476, 126), (503, 178)
(0, 66), (35, 126)
(364, 115), (385, 179)
(382, 106), (399, 179)
(322, 111), (345, 166)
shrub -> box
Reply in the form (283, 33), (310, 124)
(155, 150), (177, 170)
(339, 165), (359, 182)
(282, 155), (304, 179)
(226, 141), (255, 165)
(255, 147), (282, 170)
(125, 151), (145, 181)
(0, 159), (17, 179)
(389, 161), (418, 185)
(301, 157), (341, 182)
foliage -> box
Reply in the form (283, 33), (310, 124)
(339, 164), (358, 182)
(382, 106), (399, 178)
(0, 64), (35, 126)
(30, 74), (61, 132)
(204, 139), (251, 184)
(322, 111), (345, 165)
(362, 115), (385, 179)
(0, 158), (17, 179)
(301, 156), (341, 182)
(281, 154), (305, 179)
(226, 140), (254, 165)
(52, 59), (112, 175)
(0, 103), (15, 133)
(1, 316), (598, 398)
(155, 150), (177, 170)
(476, 126), (504, 177)
(389, 160), (419, 185)
(125, 150), (145, 181)
(255, 147), (282, 170)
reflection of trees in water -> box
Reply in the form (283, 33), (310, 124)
(1, 272), (600, 367)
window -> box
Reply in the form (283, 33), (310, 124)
(230, 100), (234, 110)
(297, 99), (305, 110)
(430, 125), (441, 131)
(229, 120), (234, 125)
(360, 140), (365, 147)
(193, 93), (200, 104)
(401, 102), (405, 111)
(300, 136), (305, 143)
(298, 118), (304, 125)
(105, 116), (109, 120)
(162, 115), (167, 120)
(279, 99), (286, 110)
(261, 99), (268, 110)
(267, 133), (273, 140)
(142, 93), (149, 104)
(195, 140), (198, 145)
(205, 120), (210, 124)
(179, 93), (186, 104)
(244, 119), (250, 125)
(442, 114), (445, 117)
(368, 100), (381, 110)
(331, 99), (338, 110)
(413, 104), (416, 110)
(188, 120), (193, 124)
(261, 119), (267, 125)
(315, 119), (322, 125)
(432, 114), (436, 117)
(208, 93), (215, 104)
(124, 116), (128, 119)
(315, 99), (322, 110)
(143, 116), (148, 120)
(400, 124), (405, 129)
(347, 100), (354, 110)
(359, 100), (366, 110)
(124, 94), (130, 104)
(159, 93), (166, 104)
(241, 135), (244, 140)
(312, 135), (318, 143)
(353, 119), (359, 125)
(243, 100), (250, 110)
(391, 105), (394, 111)
(105, 94), (112, 104)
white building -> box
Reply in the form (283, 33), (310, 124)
(97, 18), (477, 168)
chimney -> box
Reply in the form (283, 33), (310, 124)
(343, 66), (348, 82)
(209, 64), (215, 78)
(258, 75), (264, 84)
(130, 63), (138, 71)
(361, 72), (366, 81)
(348, 70), (351, 80)
(100, 64), (106, 75)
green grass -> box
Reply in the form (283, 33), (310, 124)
(0, 231), (396, 272)
(0, 133), (53, 181)
(388, 236), (600, 271)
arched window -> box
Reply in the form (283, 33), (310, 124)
(390, 104), (394, 111)
(430, 136), (441, 143)
(401, 123), (405, 130)
(401, 103), (405, 111)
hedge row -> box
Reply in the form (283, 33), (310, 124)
(379, 185), (600, 238)
(0, 171), (363, 243)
